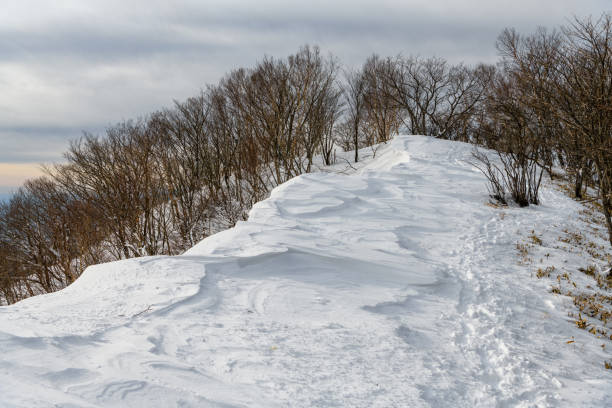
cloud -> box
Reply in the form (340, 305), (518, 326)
(0, 0), (609, 189)
(0, 125), (87, 163)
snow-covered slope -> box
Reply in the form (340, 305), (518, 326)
(0, 135), (610, 407)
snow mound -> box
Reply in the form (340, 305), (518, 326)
(0, 135), (610, 407)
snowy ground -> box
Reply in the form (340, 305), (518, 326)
(1, 135), (611, 407)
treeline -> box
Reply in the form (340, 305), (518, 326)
(472, 14), (612, 243)
(1, 14), (610, 304)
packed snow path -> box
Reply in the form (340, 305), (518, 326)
(1, 136), (610, 407)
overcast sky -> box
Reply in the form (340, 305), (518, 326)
(0, 0), (609, 194)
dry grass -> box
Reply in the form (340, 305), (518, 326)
(529, 230), (543, 246)
(531, 177), (612, 369)
(536, 266), (556, 279)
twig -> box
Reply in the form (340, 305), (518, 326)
(578, 193), (612, 204)
(132, 305), (152, 318)
(340, 157), (358, 171)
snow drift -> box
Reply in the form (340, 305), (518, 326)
(0, 135), (610, 407)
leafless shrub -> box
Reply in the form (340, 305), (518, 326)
(494, 13), (612, 244)
(470, 149), (507, 205)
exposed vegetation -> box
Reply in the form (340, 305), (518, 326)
(472, 14), (612, 218)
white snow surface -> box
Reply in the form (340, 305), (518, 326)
(1, 135), (611, 407)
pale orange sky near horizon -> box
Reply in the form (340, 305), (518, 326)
(0, 163), (44, 193)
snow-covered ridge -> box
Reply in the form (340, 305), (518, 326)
(0, 135), (610, 407)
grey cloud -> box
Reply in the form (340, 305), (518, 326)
(0, 3), (581, 65)
(0, 0), (609, 190)
(0, 25), (231, 63)
(0, 125), (105, 163)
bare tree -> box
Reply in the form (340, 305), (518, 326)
(555, 14), (612, 244)
(362, 55), (402, 145)
(343, 68), (367, 162)
(51, 120), (169, 259)
(150, 92), (214, 251)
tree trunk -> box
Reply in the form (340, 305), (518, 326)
(603, 195), (612, 247)
(574, 169), (584, 200)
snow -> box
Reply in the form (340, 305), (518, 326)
(1, 135), (611, 407)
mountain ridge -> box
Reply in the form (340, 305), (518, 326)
(1, 135), (610, 407)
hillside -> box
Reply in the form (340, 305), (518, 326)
(0, 135), (610, 407)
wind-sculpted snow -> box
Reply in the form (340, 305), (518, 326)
(0, 135), (610, 407)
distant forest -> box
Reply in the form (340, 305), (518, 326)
(1, 14), (610, 304)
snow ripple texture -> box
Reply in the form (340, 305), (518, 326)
(0, 135), (610, 407)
